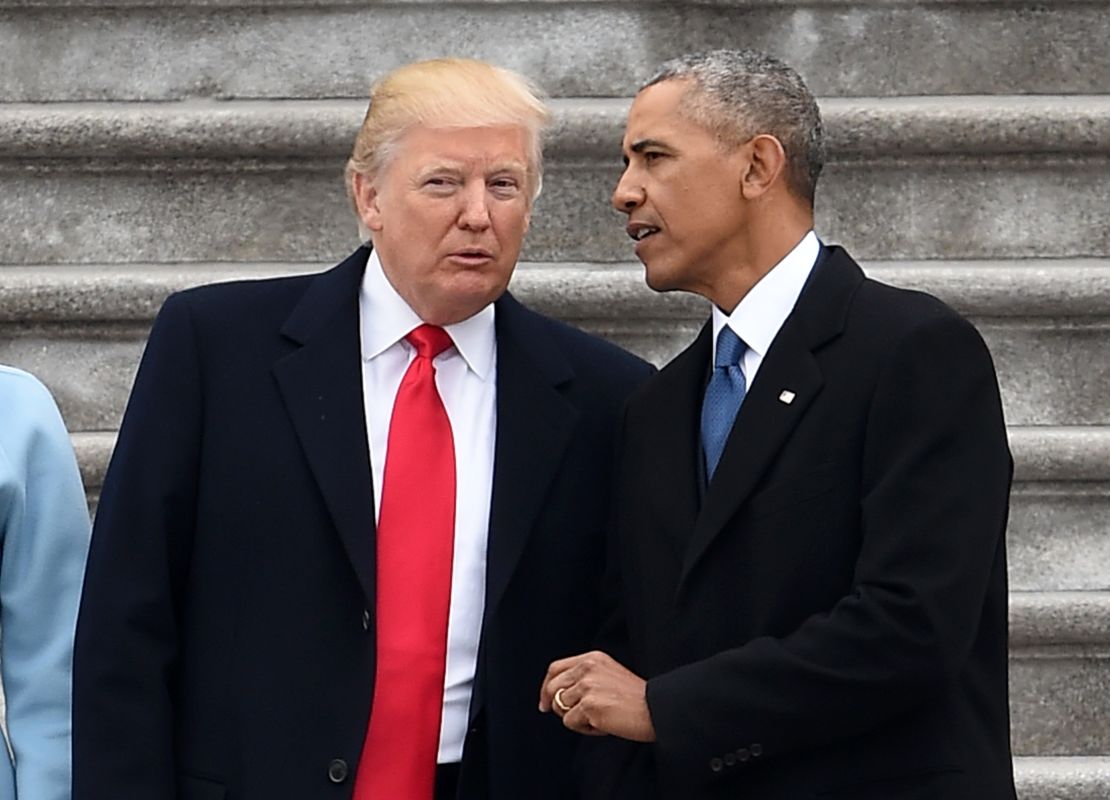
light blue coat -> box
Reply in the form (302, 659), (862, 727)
(0, 366), (90, 800)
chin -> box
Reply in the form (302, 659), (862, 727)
(642, 262), (683, 294)
(437, 283), (506, 323)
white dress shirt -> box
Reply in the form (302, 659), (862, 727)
(358, 249), (496, 764)
(711, 231), (821, 387)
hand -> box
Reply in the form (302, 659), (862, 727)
(539, 651), (656, 742)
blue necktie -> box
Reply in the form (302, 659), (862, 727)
(701, 326), (747, 482)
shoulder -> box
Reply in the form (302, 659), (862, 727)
(144, 270), (330, 363)
(129, 275), (316, 383)
(164, 271), (318, 325)
(830, 275), (1004, 421)
(0, 366), (71, 465)
(157, 248), (368, 343)
(544, 313), (653, 375)
(856, 276), (964, 328)
(810, 244), (979, 348)
(0, 365), (64, 429)
(806, 244), (988, 363)
(0, 363), (50, 399)
(851, 276), (988, 360)
(501, 296), (656, 389)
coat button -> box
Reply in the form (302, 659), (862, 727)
(327, 758), (349, 784)
(709, 757), (724, 772)
(361, 610), (370, 631)
(723, 753), (736, 767)
(751, 743), (763, 758)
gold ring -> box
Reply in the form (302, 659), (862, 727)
(554, 687), (572, 714)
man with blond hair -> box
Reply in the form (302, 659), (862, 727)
(74, 59), (651, 800)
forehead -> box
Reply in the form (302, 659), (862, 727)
(393, 123), (531, 168)
(623, 79), (705, 149)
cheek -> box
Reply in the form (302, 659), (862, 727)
(493, 206), (531, 242)
(405, 209), (460, 249)
(683, 185), (737, 236)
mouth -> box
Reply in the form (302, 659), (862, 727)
(449, 248), (495, 265)
(626, 222), (661, 243)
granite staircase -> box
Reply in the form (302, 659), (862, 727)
(1, 1), (1107, 795)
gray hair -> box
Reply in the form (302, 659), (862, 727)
(644, 50), (825, 205)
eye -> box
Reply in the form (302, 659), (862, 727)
(421, 175), (459, 194)
(643, 151), (665, 163)
(489, 177), (522, 198)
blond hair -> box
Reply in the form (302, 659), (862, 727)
(345, 59), (550, 217)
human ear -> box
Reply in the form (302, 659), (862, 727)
(739, 134), (787, 200)
(353, 172), (384, 232)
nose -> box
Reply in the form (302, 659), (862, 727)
(458, 182), (492, 231)
(611, 167), (643, 213)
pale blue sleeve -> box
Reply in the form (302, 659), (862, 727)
(0, 367), (91, 800)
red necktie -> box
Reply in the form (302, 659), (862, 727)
(354, 324), (456, 800)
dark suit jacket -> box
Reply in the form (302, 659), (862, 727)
(73, 245), (653, 800)
(602, 245), (1016, 799)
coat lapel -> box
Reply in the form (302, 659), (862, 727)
(483, 293), (578, 619)
(469, 293), (577, 724)
(644, 322), (713, 556)
(677, 246), (865, 591)
(272, 246), (377, 607)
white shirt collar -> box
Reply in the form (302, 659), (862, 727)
(359, 248), (496, 380)
(711, 230), (820, 362)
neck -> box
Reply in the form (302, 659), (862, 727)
(708, 207), (812, 314)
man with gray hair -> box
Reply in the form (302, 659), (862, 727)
(542, 50), (1017, 799)
(74, 58), (651, 800)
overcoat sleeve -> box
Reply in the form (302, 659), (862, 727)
(73, 294), (203, 799)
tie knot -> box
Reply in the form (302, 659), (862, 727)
(715, 326), (746, 369)
(406, 324), (453, 360)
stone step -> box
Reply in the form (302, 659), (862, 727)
(1, 0), (1107, 100)
(1015, 757), (1110, 800)
(3, 258), (1107, 427)
(1009, 427), (1110, 593)
(1010, 592), (1110, 756)
(1, 97), (1108, 264)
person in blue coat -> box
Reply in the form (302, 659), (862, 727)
(0, 365), (91, 800)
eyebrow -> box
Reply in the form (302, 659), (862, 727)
(414, 161), (527, 179)
(417, 163), (464, 177)
(629, 138), (671, 153)
(486, 161), (528, 175)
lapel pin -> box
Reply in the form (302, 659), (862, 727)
(778, 390), (796, 405)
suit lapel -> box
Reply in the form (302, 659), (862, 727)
(484, 294), (578, 619)
(273, 246), (377, 607)
(678, 246), (865, 591)
(645, 322), (713, 556)
(679, 322), (823, 587)
(469, 294), (577, 724)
